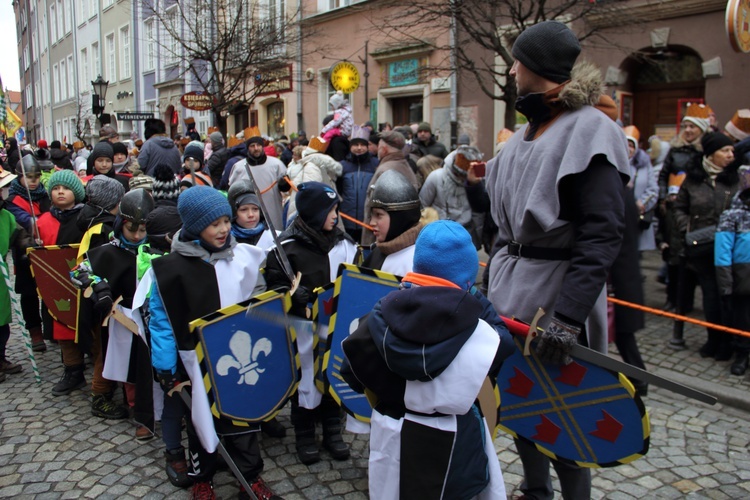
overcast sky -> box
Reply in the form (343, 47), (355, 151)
(1, 1), (21, 91)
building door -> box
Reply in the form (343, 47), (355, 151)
(390, 96), (423, 126)
(627, 48), (705, 143)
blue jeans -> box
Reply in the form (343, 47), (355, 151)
(162, 389), (188, 451)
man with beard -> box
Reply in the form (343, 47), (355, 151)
(227, 135), (287, 230)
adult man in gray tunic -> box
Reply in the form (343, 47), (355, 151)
(485, 21), (630, 500)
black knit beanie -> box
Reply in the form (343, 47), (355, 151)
(295, 182), (339, 231)
(112, 142), (129, 157)
(701, 132), (734, 158)
(512, 20), (581, 84)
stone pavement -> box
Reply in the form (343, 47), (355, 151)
(1, 250), (750, 499)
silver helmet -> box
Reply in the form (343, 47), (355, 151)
(369, 170), (420, 212)
(119, 188), (155, 226)
(16, 154), (42, 176)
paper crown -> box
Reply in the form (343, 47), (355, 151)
(350, 125), (369, 143)
(244, 126), (261, 140)
(184, 117), (196, 125)
(135, 139), (143, 147)
(207, 126), (220, 135)
(228, 136), (243, 148)
(496, 128), (514, 144)
(73, 141), (85, 150)
(308, 136), (329, 153)
(623, 125), (640, 145)
(0, 165), (18, 188)
(726, 109), (750, 141)
(667, 172), (687, 195)
(684, 103), (712, 119)
(179, 137), (191, 146)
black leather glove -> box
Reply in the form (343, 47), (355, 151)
(156, 369), (181, 392)
(536, 316), (581, 365)
(91, 281), (114, 315)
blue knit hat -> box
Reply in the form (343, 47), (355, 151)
(177, 185), (232, 236)
(295, 181), (339, 231)
(413, 220), (478, 290)
(48, 169), (85, 203)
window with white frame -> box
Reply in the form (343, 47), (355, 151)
(60, 58), (67, 100)
(35, 82), (40, 108)
(67, 55), (75, 97)
(103, 0), (113, 8)
(165, 7), (178, 66)
(120, 25), (131, 79)
(144, 19), (155, 71)
(32, 31), (38, 62)
(317, 0), (359, 12)
(106, 33), (115, 81)
(24, 45), (30, 70)
(39, 13), (47, 51)
(80, 47), (88, 88)
(56, 120), (62, 140)
(78, 0), (87, 23)
(53, 64), (60, 102)
(44, 70), (51, 106)
(62, 118), (68, 141)
(89, 0), (96, 17)
(92, 42), (100, 77)
(25, 84), (32, 109)
(63, 0), (71, 34)
(56, 1), (63, 40)
(49, 5), (57, 42)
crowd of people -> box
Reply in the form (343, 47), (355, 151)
(1, 18), (750, 500)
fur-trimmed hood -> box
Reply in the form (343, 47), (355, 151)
(557, 61), (615, 118)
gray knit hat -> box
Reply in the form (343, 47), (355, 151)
(512, 20), (581, 84)
(86, 175), (125, 211)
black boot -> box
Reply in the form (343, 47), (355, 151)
(294, 425), (320, 465)
(731, 354), (749, 376)
(715, 334), (734, 362)
(91, 392), (129, 419)
(322, 416), (350, 461)
(699, 331), (720, 358)
(261, 417), (287, 438)
(51, 364), (86, 396)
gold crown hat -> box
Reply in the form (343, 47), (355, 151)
(623, 125), (640, 147)
(207, 126), (220, 135)
(184, 117), (196, 125)
(244, 126), (262, 140)
(72, 140), (85, 151)
(179, 137), (191, 146)
(228, 136), (243, 148)
(682, 103), (712, 132)
(350, 125), (370, 143)
(0, 165), (18, 189)
(725, 109), (750, 141)
(308, 136), (329, 153)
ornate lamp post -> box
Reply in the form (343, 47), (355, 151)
(91, 75), (110, 126)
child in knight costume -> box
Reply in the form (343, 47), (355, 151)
(71, 188), (161, 438)
(227, 180), (276, 253)
(264, 181), (359, 465)
(341, 220), (511, 499)
(5, 155), (51, 352)
(362, 169), (428, 277)
(147, 186), (281, 500)
(35, 170), (87, 396)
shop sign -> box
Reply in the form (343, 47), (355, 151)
(256, 64), (294, 96)
(180, 91), (216, 111)
(330, 61), (360, 93)
(116, 112), (154, 121)
(388, 58), (419, 87)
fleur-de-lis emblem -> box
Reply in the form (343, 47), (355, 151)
(216, 330), (272, 385)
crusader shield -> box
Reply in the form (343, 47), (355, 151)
(190, 291), (300, 423)
(323, 264), (401, 423)
(497, 333), (650, 468)
(27, 245), (80, 329)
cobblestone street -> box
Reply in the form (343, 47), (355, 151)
(2, 251), (750, 499)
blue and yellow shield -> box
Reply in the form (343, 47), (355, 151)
(323, 264), (401, 423)
(190, 291), (300, 423)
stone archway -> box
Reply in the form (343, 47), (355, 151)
(621, 46), (705, 143)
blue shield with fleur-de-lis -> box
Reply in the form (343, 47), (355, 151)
(191, 291), (300, 423)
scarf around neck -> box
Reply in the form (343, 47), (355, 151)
(702, 156), (724, 186)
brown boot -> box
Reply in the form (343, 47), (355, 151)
(30, 327), (47, 352)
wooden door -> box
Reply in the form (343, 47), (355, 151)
(633, 83), (704, 146)
(390, 96), (423, 126)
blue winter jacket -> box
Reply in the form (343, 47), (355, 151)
(219, 143), (249, 190)
(715, 190), (750, 296)
(337, 152), (379, 231)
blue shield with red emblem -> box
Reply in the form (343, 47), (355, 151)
(323, 264), (401, 423)
(497, 334), (649, 468)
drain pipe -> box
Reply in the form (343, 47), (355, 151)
(449, 0), (458, 150)
(296, 0), (304, 134)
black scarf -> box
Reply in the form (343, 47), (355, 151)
(9, 179), (47, 201)
(246, 152), (268, 166)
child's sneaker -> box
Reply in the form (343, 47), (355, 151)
(164, 448), (192, 488)
(91, 393), (128, 419)
(190, 481), (216, 500)
(0, 360), (22, 374)
(239, 476), (283, 500)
